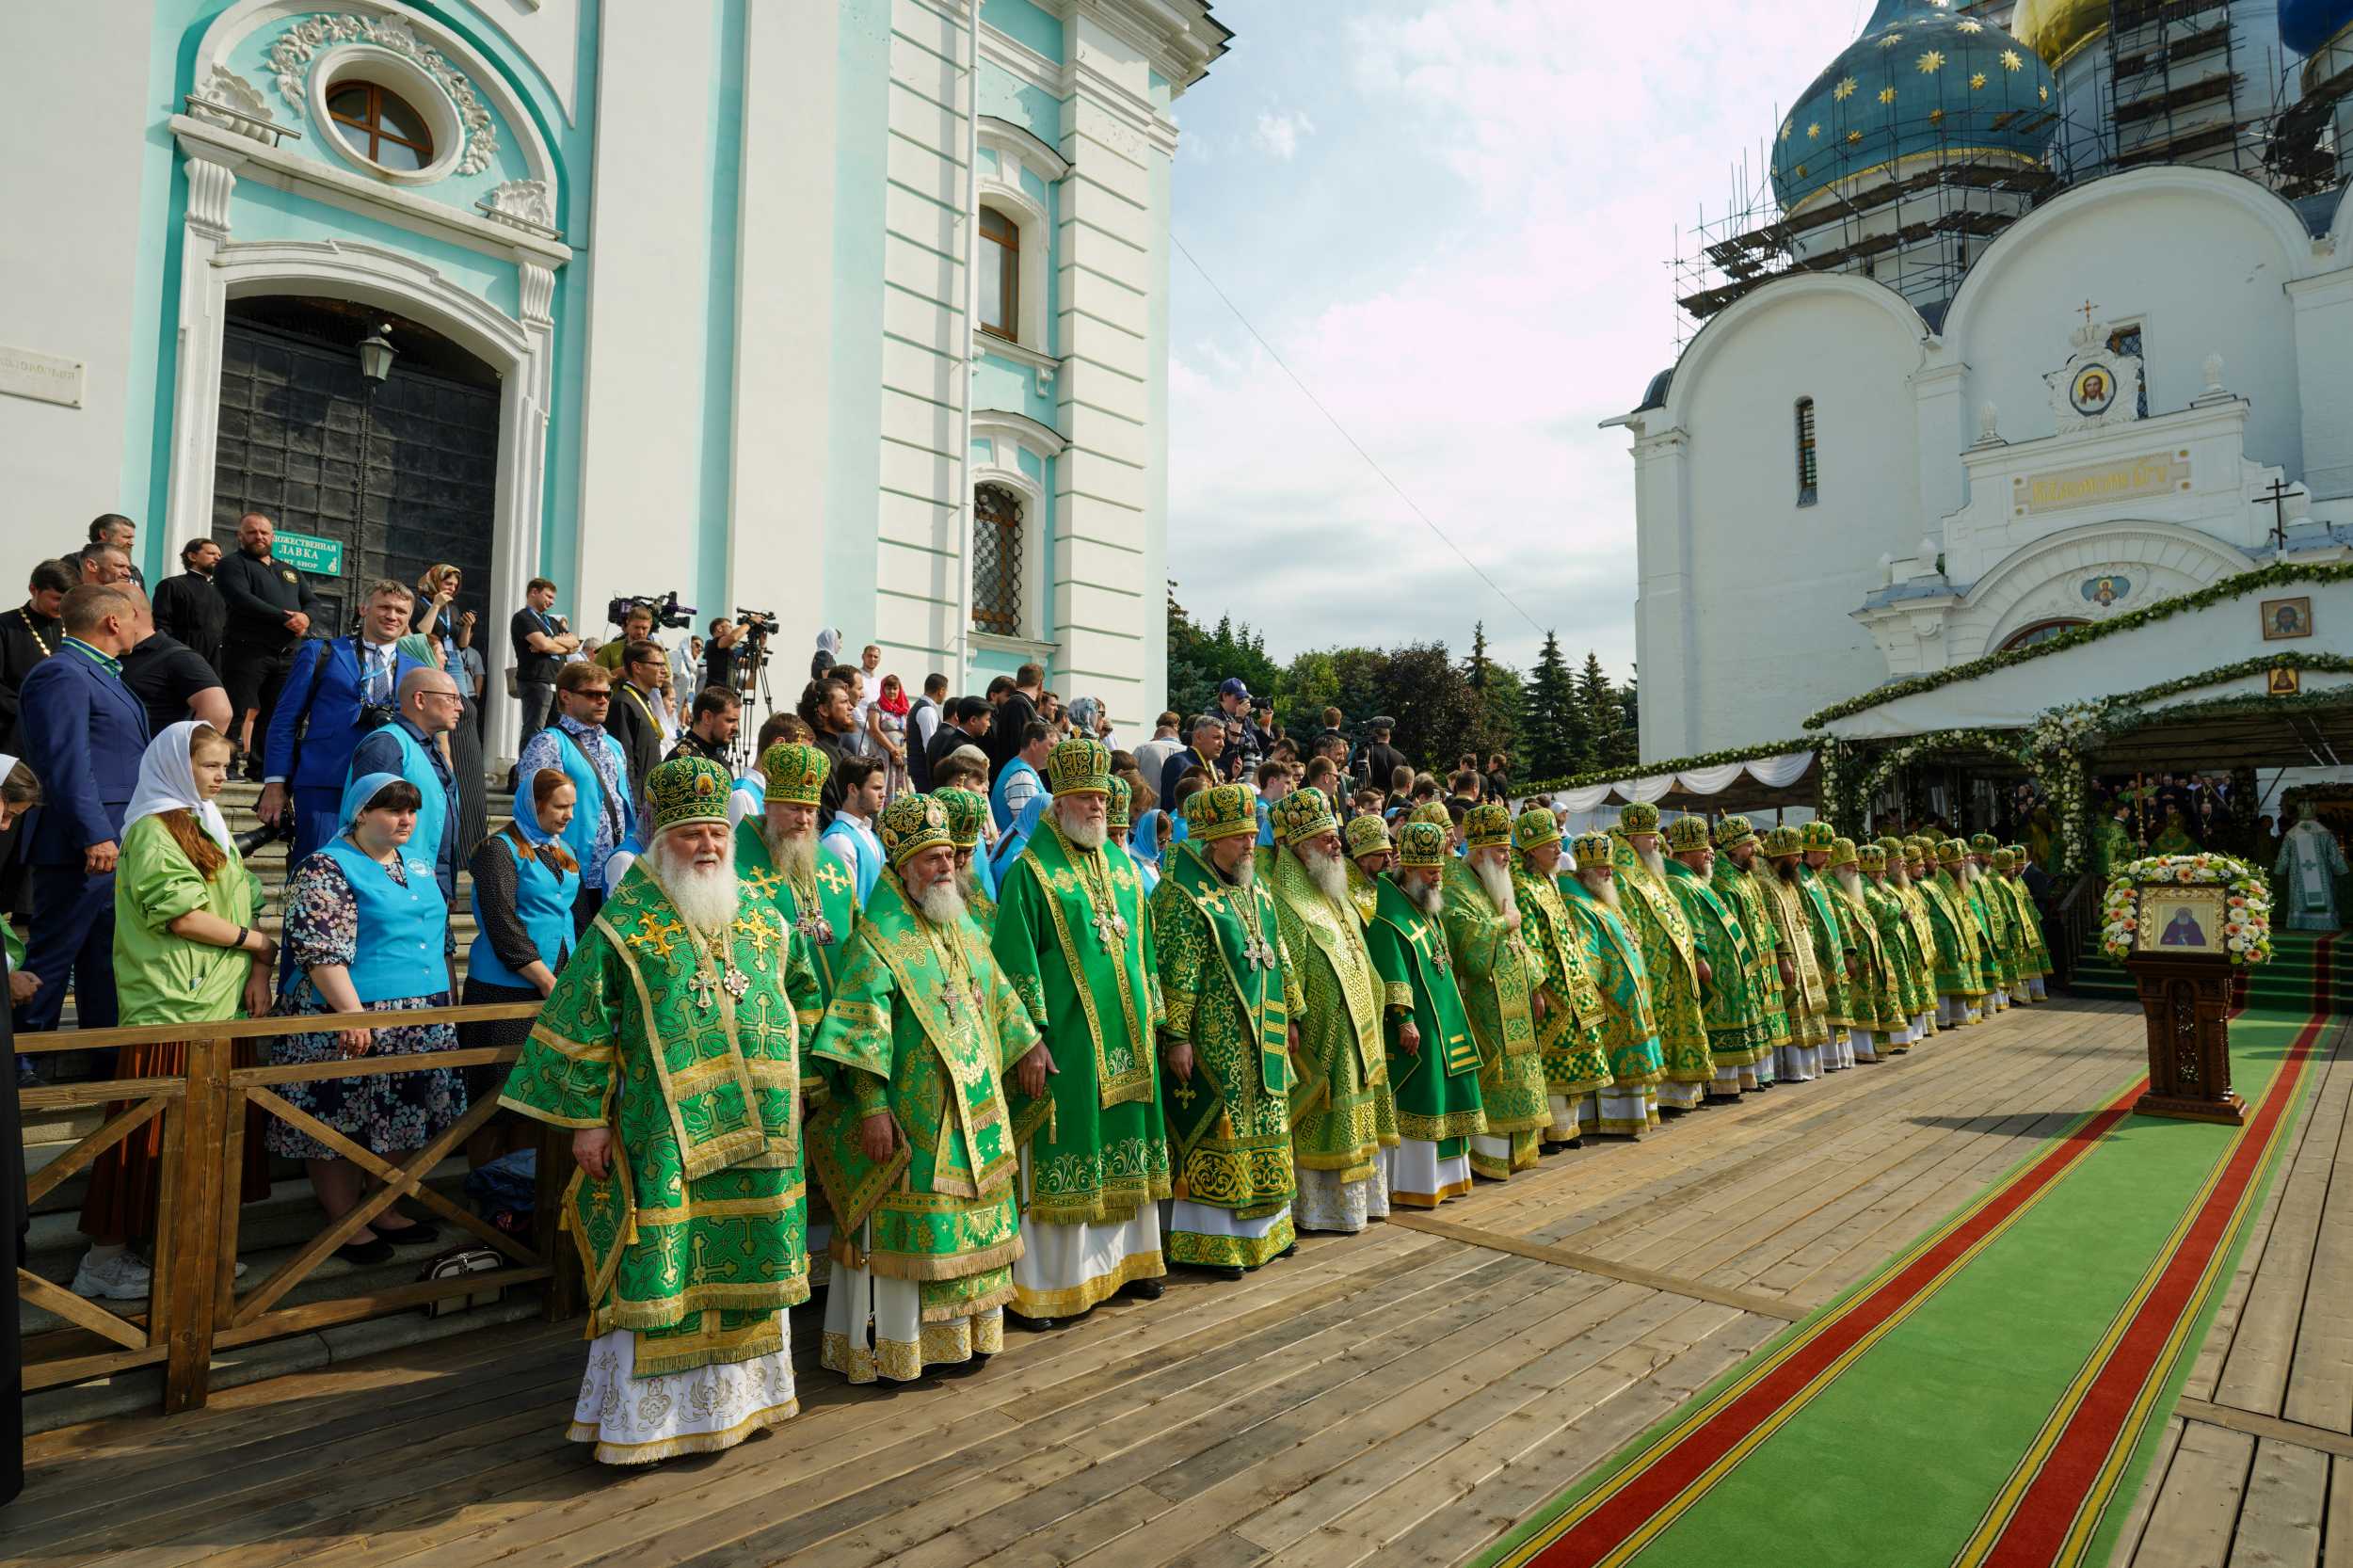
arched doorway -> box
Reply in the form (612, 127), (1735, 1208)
(211, 296), (500, 639)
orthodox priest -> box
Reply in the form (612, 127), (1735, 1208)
(937, 787), (999, 932)
(1660, 815), (1769, 1097)
(1797, 823), (1858, 1071)
(2277, 803), (2348, 932)
(994, 738), (1169, 1326)
(1825, 838), (1907, 1062)
(1709, 817), (1785, 1086)
(1560, 833), (1667, 1134)
(1343, 812), (1392, 925)
(1923, 839), (1989, 1027)
(1511, 809), (1614, 1145)
(1152, 782), (1299, 1277)
(1366, 820), (1486, 1206)
(808, 793), (1036, 1381)
(1269, 787), (1393, 1231)
(1756, 827), (1831, 1081)
(1444, 804), (1552, 1177)
(1967, 834), (2016, 1014)
(1612, 805), (1710, 1112)
(1859, 842), (1933, 1046)
(1994, 848), (2051, 1001)
(502, 756), (819, 1464)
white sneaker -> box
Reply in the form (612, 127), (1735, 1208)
(71, 1248), (154, 1301)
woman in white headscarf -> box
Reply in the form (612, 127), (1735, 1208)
(71, 723), (277, 1302)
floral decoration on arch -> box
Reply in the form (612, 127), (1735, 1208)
(2098, 854), (2274, 968)
(265, 12), (500, 177)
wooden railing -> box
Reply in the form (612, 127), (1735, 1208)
(2055, 872), (2102, 985)
(15, 1001), (582, 1415)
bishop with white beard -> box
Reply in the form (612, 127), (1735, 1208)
(1440, 805), (1553, 1179)
(1364, 820), (1487, 1206)
(501, 757), (822, 1464)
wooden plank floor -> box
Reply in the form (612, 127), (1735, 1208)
(14, 993), (2323, 1568)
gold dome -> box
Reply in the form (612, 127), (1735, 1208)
(2010, 0), (2111, 68)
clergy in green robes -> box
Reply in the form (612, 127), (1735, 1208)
(993, 739), (1169, 1325)
(2150, 808), (2200, 857)
(1612, 804), (1711, 1112)
(2092, 811), (2137, 882)
(1883, 840), (1943, 1042)
(1662, 815), (1769, 1097)
(1797, 822), (1860, 1071)
(1368, 821), (1486, 1205)
(1824, 838), (1909, 1061)
(1858, 843), (1930, 1048)
(1561, 832), (1668, 1134)
(1269, 787), (1395, 1231)
(937, 788), (999, 934)
(1444, 804), (1553, 1178)
(808, 792), (1039, 1382)
(1709, 816), (1785, 1086)
(1925, 839), (1990, 1026)
(502, 757), (819, 1465)
(1995, 849), (2052, 1001)
(1344, 812), (1392, 927)
(1512, 809), (1615, 1144)
(732, 740), (857, 1287)
(1755, 827), (1831, 1080)
(1965, 833), (2016, 1013)
(1153, 783), (1299, 1275)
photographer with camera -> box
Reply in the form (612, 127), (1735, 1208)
(258, 581), (430, 868)
(592, 602), (656, 674)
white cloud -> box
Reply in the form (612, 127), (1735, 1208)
(1251, 107), (1316, 160)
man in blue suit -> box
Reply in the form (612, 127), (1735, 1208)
(10, 584), (149, 1035)
(258, 580), (425, 866)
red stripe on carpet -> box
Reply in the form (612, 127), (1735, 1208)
(1976, 935), (2336, 1568)
(1524, 1072), (2152, 1568)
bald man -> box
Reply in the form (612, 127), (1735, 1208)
(347, 665), (465, 905)
(119, 583), (232, 739)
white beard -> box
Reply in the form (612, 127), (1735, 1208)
(953, 863), (984, 903)
(764, 823), (818, 884)
(1578, 871), (1620, 911)
(1636, 845), (1667, 882)
(1833, 868), (1863, 899)
(1295, 844), (1351, 913)
(914, 876), (968, 927)
(1891, 867), (1912, 888)
(1959, 862), (1978, 887)
(1055, 806), (1107, 851)
(653, 844), (740, 934)
(1218, 849), (1256, 888)
(1404, 874), (1443, 916)
(1474, 855), (1518, 920)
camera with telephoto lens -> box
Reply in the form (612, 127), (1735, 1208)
(605, 590), (696, 632)
(234, 818), (294, 858)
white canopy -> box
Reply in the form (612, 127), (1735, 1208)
(1551, 752), (1815, 813)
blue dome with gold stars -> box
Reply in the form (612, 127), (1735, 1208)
(1770, 0), (2059, 215)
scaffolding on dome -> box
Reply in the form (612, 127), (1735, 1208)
(1668, 0), (2327, 350)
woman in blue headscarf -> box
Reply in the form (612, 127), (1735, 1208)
(459, 767), (582, 1152)
(990, 791), (1053, 886)
(1129, 808), (1169, 895)
(269, 772), (464, 1266)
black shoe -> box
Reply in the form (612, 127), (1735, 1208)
(1194, 1264), (1245, 1282)
(1275, 1240), (1299, 1260)
(374, 1220), (440, 1246)
(1012, 1312), (1059, 1332)
(1565, 1136), (1584, 1150)
(1123, 1277), (1165, 1301)
(335, 1238), (396, 1266)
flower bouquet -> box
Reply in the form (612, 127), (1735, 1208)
(2099, 853), (2274, 968)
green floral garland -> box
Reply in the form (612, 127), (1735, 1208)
(2097, 853), (2273, 967)
(1522, 736), (1814, 797)
(1802, 560), (2353, 730)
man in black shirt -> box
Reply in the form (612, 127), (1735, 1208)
(984, 662), (1043, 783)
(1357, 717), (1410, 794)
(508, 576), (578, 742)
(702, 616), (745, 697)
(665, 685), (741, 767)
(213, 512), (318, 771)
(604, 640), (670, 814)
(925, 696), (991, 781)
(120, 585), (232, 739)
(798, 675), (860, 824)
(0, 559), (71, 751)
(151, 536), (227, 674)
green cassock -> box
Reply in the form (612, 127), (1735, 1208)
(1863, 879), (1933, 1023)
(1440, 858), (1550, 1176)
(500, 862), (821, 1376)
(734, 817), (858, 1001)
(1796, 868), (1858, 1029)
(1365, 873), (1487, 1157)
(1925, 870), (1990, 1002)
(1513, 861), (1615, 1101)
(807, 866), (1037, 1320)
(992, 819), (1171, 1225)
(1269, 848), (1391, 1184)
(1751, 869), (1833, 1049)
(1612, 856), (1712, 1090)
(1970, 872), (2017, 991)
(1662, 857), (1769, 1073)
(1998, 875), (2051, 983)
(1826, 878), (1905, 1035)
(1151, 840), (1299, 1260)
(1559, 876), (1668, 1116)
(1712, 858), (1793, 1054)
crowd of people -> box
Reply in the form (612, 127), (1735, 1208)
(2, 510), (2063, 1470)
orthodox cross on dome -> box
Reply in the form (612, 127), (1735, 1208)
(2077, 299), (2100, 328)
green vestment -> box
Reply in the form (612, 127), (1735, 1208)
(1967, 872), (2016, 991)
(1999, 875), (2051, 981)
(1151, 842), (1299, 1260)
(733, 817), (857, 1001)
(1513, 862), (1614, 1099)
(1662, 858), (1769, 1072)
(1269, 848), (1391, 1184)
(1924, 871), (1989, 1002)
(1796, 867), (1857, 1029)
(2093, 818), (2135, 879)
(1753, 870), (1832, 1049)
(501, 863), (820, 1376)
(1560, 877), (1667, 1114)
(1711, 858), (1792, 1053)
(1863, 879), (1932, 1022)
(806, 866), (1036, 1332)
(1827, 877), (1905, 1034)
(1365, 875), (1486, 1152)
(1612, 858), (1711, 1087)
(993, 820), (1170, 1224)
(1440, 859), (1549, 1176)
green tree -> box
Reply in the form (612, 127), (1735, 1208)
(1523, 632), (1582, 780)
(1374, 643), (1481, 775)
(1577, 651), (1626, 770)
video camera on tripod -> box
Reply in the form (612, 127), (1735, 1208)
(605, 589), (696, 632)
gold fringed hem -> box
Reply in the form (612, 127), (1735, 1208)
(1011, 1248), (1167, 1319)
(1593, 1117), (1651, 1138)
(1397, 1110), (1490, 1143)
(821, 1310), (1005, 1384)
(1542, 1072), (1614, 1098)
(1472, 1108), (1550, 1138)
(921, 1280), (1016, 1324)
(1389, 1176), (1475, 1208)
(1019, 1175), (1175, 1227)
(1467, 1139), (1539, 1181)
(1291, 1146), (1383, 1180)
(568, 1395), (800, 1465)
(828, 1233), (1026, 1283)
(1166, 1214), (1295, 1270)
(588, 1274), (811, 1343)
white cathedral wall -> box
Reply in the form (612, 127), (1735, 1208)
(1652, 281), (1928, 756)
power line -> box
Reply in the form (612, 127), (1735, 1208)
(1171, 232), (1549, 641)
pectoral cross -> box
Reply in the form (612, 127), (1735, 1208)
(626, 914), (684, 961)
(1093, 906), (1127, 949)
(1406, 918), (1450, 973)
(815, 860), (852, 898)
(796, 912), (835, 948)
(1239, 931), (1275, 971)
(687, 967), (720, 1010)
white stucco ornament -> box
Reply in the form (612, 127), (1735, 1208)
(481, 179), (553, 231)
(193, 63), (276, 142)
(1975, 400), (2003, 446)
(266, 13), (498, 177)
(2044, 318), (2144, 436)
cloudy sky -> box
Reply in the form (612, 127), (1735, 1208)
(1164, 0), (1866, 680)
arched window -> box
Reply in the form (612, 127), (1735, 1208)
(979, 208), (1019, 343)
(327, 81), (436, 173)
(1795, 397), (1818, 506)
(972, 483), (1024, 635)
(1998, 617), (2089, 652)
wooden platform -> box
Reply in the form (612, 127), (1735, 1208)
(9, 995), (2329, 1568)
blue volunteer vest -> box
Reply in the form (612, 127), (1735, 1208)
(551, 728), (626, 880)
(381, 722), (451, 881)
(318, 838), (447, 1004)
(468, 833), (580, 990)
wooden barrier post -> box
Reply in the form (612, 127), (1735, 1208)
(536, 1121), (582, 1321)
(161, 1035), (232, 1414)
